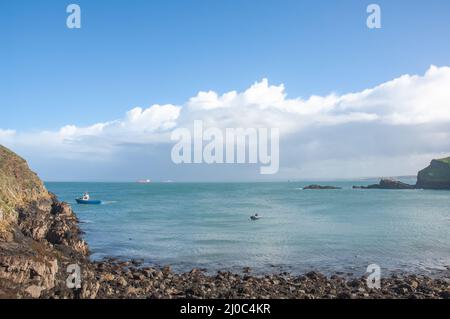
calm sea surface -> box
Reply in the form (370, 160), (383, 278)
(46, 180), (450, 276)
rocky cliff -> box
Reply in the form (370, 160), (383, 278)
(416, 157), (450, 190)
(0, 145), (97, 298)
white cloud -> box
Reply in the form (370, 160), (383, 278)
(1, 65), (450, 180)
(0, 103), (181, 160)
(334, 65), (450, 125)
(184, 65), (450, 132)
(123, 104), (180, 131)
(55, 103), (181, 142)
(0, 129), (16, 139)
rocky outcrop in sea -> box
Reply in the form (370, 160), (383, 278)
(303, 185), (341, 190)
(353, 178), (415, 190)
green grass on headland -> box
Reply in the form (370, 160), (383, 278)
(436, 157), (450, 165)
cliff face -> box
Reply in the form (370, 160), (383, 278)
(0, 145), (51, 239)
(416, 157), (450, 190)
(0, 145), (97, 298)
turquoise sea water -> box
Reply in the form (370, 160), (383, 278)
(46, 180), (450, 276)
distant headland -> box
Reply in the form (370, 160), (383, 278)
(302, 157), (450, 191)
(352, 157), (450, 190)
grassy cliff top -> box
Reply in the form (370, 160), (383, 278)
(435, 157), (450, 165)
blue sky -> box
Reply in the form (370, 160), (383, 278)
(1, 0), (450, 181)
(2, 0), (450, 130)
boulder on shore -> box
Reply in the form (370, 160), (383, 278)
(416, 157), (450, 190)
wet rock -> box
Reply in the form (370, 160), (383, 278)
(162, 265), (171, 275)
(131, 259), (144, 266)
(25, 285), (44, 298)
(117, 277), (128, 287)
(101, 273), (115, 282)
(409, 280), (419, 290)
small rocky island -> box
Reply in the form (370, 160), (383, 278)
(353, 178), (415, 190)
(303, 185), (342, 190)
(1, 145), (449, 299)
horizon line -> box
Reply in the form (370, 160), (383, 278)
(43, 175), (418, 184)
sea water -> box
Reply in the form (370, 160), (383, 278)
(46, 180), (450, 276)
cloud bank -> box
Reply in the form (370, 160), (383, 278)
(1, 65), (450, 181)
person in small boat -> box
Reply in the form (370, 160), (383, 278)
(82, 192), (90, 200)
(250, 213), (260, 220)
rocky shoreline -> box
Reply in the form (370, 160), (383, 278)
(46, 259), (450, 299)
(1, 144), (450, 299)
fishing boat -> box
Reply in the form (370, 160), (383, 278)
(76, 198), (102, 205)
(75, 192), (102, 205)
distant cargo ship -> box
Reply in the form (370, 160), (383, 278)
(136, 179), (151, 184)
